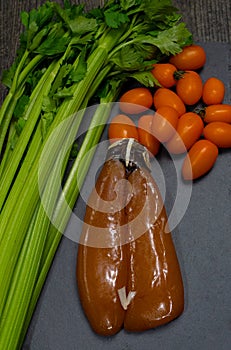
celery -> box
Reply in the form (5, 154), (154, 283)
(19, 89), (119, 348)
(0, 60), (58, 210)
(0, 35), (123, 316)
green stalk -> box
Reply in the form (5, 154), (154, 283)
(19, 90), (119, 348)
(0, 50), (29, 127)
(0, 60), (57, 211)
(0, 42), (74, 211)
(0, 207), (38, 349)
(16, 54), (43, 88)
(0, 135), (70, 350)
(0, 29), (123, 316)
(0, 54), (44, 156)
(0, 124), (17, 177)
(0, 85), (25, 158)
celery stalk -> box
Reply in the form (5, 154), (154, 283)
(0, 60), (58, 210)
(0, 30), (123, 316)
(0, 54), (43, 155)
(0, 137), (69, 349)
(19, 89), (118, 348)
(0, 50), (29, 126)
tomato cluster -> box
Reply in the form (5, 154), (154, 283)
(108, 44), (231, 181)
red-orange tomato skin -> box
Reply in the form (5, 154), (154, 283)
(203, 104), (231, 123)
(203, 122), (231, 148)
(202, 77), (225, 105)
(151, 63), (177, 88)
(137, 114), (160, 156)
(169, 45), (206, 70)
(176, 71), (203, 105)
(166, 112), (204, 154)
(108, 114), (138, 143)
(153, 88), (186, 116)
(182, 139), (218, 180)
(119, 88), (153, 114)
(152, 106), (179, 143)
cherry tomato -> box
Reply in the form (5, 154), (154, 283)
(166, 112), (204, 154)
(203, 122), (231, 148)
(153, 87), (186, 116)
(151, 106), (179, 143)
(182, 139), (218, 180)
(151, 63), (177, 88)
(108, 114), (138, 143)
(176, 70), (203, 105)
(203, 104), (231, 123)
(202, 77), (225, 105)
(137, 114), (160, 156)
(119, 87), (153, 114)
(169, 44), (206, 70)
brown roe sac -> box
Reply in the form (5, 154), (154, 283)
(76, 159), (128, 336)
(77, 139), (184, 335)
(124, 167), (184, 331)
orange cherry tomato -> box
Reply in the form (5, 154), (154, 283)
(182, 139), (218, 180)
(137, 114), (160, 156)
(202, 77), (225, 105)
(203, 122), (231, 148)
(119, 87), (153, 114)
(169, 44), (206, 71)
(108, 114), (138, 143)
(203, 104), (231, 123)
(151, 106), (179, 143)
(153, 88), (186, 116)
(176, 71), (203, 105)
(151, 63), (177, 88)
(166, 112), (204, 154)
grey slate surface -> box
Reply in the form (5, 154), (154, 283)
(21, 41), (231, 350)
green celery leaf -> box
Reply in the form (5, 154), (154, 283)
(69, 50), (87, 83)
(35, 23), (70, 55)
(70, 32), (95, 47)
(25, 68), (45, 94)
(30, 27), (50, 51)
(13, 95), (30, 119)
(42, 96), (56, 113)
(1, 63), (17, 88)
(147, 23), (193, 55)
(128, 70), (160, 87)
(96, 77), (124, 101)
(111, 43), (157, 71)
(141, 0), (179, 21)
(54, 86), (73, 99)
(111, 45), (142, 70)
(20, 11), (29, 29)
(21, 3), (54, 48)
(41, 112), (54, 140)
(50, 64), (73, 96)
(64, 0), (72, 10)
(68, 16), (98, 35)
(104, 11), (129, 28)
(88, 8), (104, 21)
(15, 117), (26, 135)
(120, 0), (142, 11)
(53, 2), (90, 34)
